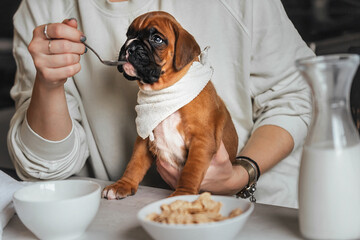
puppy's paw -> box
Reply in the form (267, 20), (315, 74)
(102, 180), (138, 200)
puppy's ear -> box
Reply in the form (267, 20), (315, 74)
(173, 28), (201, 71)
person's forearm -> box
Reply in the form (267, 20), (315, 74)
(26, 74), (72, 141)
(224, 124), (294, 195)
(24, 19), (84, 141)
(239, 124), (294, 174)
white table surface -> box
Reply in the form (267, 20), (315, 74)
(3, 178), (303, 240)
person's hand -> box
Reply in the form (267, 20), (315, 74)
(199, 141), (235, 194)
(156, 141), (245, 195)
(28, 18), (86, 89)
(156, 158), (180, 189)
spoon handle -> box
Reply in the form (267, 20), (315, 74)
(83, 42), (126, 66)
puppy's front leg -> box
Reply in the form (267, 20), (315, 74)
(171, 138), (216, 196)
(102, 137), (154, 200)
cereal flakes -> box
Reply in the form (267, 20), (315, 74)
(146, 192), (243, 224)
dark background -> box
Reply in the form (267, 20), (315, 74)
(0, 0), (21, 109)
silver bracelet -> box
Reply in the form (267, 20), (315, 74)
(233, 157), (259, 202)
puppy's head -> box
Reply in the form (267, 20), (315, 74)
(118, 11), (201, 90)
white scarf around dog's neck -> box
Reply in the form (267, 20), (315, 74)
(135, 47), (213, 141)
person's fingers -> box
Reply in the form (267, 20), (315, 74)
(41, 53), (81, 68)
(45, 39), (86, 55)
(156, 160), (179, 189)
(36, 23), (85, 42)
(37, 63), (81, 82)
(210, 141), (230, 165)
(158, 170), (176, 189)
(28, 20), (85, 86)
(157, 160), (180, 176)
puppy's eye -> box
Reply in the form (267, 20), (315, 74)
(151, 35), (164, 44)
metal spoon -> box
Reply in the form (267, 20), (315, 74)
(84, 42), (127, 66)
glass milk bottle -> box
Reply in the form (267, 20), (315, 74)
(296, 54), (360, 239)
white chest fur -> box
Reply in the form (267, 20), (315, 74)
(152, 111), (187, 170)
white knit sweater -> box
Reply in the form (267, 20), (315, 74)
(8, 0), (314, 208)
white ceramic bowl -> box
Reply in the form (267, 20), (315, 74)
(137, 195), (254, 240)
(13, 179), (101, 240)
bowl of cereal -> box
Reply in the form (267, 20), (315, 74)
(137, 192), (254, 240)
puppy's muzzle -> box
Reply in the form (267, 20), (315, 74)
(118, 40), (162, 84)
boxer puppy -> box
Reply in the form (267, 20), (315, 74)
(102, 11), (238, 199)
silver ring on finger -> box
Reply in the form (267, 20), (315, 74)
(48, 40), (52, 54)
(44, 24), (51, 39)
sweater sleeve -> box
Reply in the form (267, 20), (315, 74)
(7, 0), (89, 180)
(249, 0), (315, 150)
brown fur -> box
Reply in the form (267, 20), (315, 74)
(102, 11), (238, 199)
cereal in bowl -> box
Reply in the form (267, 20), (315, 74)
(146, 192), (243, 224)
